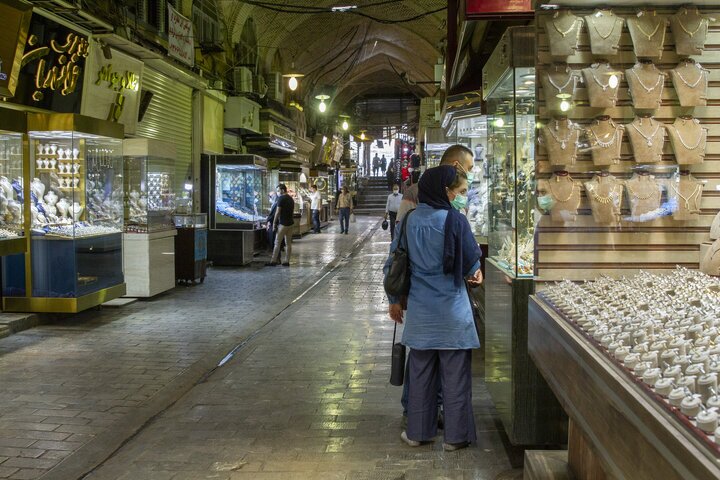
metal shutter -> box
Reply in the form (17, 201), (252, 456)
(135, 67), (193, 193)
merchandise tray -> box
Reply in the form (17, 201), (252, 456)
(536, 291), (720, 457)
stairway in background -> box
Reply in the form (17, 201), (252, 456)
(355, 177), (390, 215)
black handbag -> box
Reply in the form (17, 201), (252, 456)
(381, 219), (389, 230)
(383, 210), (414, 297)
(389, 322), (406, 386)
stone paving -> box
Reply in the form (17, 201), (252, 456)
(0, 218), (378, 480)
(83, 220), (520, 480)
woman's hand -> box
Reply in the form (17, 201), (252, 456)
(467, 269), (484, 287)
(389, 304), (404, 324)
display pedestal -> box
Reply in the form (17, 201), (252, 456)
(207, 230), (254, 266)
(485, 259), (565, 445)
(528, 296), (720, 480)
(175, 227), (207, 284)
(123, 230), (176, 297)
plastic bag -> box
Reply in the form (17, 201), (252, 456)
(350, 213), (356, 223)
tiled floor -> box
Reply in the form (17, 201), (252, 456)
(0, 218), (521, 479)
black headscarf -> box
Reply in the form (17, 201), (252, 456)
(418, 165), (482, 286)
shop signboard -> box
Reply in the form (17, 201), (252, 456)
(9, 11), (89, 112)
(81, 40), (143, 134)
(0, 0), (32, 98)
(168, 4), (194, 67)
(465, 0), (532, 18)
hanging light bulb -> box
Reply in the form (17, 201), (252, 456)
(342, 120), (349, 130)
(560, 100), (570, 112)
(608, 74), (619, 89)
(315, 94), (330, 113)
(494, 118), (505, 128)
(360, 131), (366, 140)
(288, 76), (299, 91)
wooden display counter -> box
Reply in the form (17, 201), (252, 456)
(528, 296), (720, 480)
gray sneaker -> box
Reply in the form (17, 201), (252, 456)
(401, 431), (421, 447)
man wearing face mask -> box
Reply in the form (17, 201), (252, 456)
(396, 146), (475, 224)
(384, 185), (402, 241)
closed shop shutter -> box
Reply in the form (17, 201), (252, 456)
(135, 67), (193, 192)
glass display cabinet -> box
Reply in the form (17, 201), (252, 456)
(310, 171), (332, 222)
(122, 138), (178, 297)
(3, 113), (125, 313)
(201, 154), (267, 266)
(481, 26), (565, 446)
(173, 213), (207, 284)
(0, 109), (27, 257)
(268, 169), (311, 235)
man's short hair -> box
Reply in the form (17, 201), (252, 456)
(311, 184), (318, 190)
(440, 145), (473, 165)
(277, 183), (288, 193)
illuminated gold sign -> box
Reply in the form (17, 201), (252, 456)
(0, 0), (32, 98)
(22, 32), (89, 101)
(94, 63), (139, 121)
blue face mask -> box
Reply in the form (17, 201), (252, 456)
(451, 194), (468, 211)
(538, 194), (554, 211)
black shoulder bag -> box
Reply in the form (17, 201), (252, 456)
(383, 210), (414, 297)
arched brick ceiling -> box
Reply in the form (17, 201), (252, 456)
(219, 0), (446, 109)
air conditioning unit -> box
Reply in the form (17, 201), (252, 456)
(266, 72), (283, 101)
(253, 74), (268, 97)
(233, 67), (253, 93)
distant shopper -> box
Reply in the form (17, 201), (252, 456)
(336, 185), (353, 235)
(309, 184), (322, 234)
(267, 184), (295, 267)
(384, 185), (402, 241)
(381, 155), (387, 173)
(386, 164), (397, 191)
(397, 145), (474, 223)
(373, 153), (380, 177)
(384, 165), (483, 451)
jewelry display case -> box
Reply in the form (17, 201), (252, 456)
(0, 109), (27, 257)
(201, 154), (267, 266)
(122, 138), (177, 297)
(3, 113), (125, 313)
(482, 26), (565, 446)
(268, 169), (312, 235)
(173, 213), (207, 284)
(309, 170), (332, 222)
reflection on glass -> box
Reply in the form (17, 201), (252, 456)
(0, 132), (24, 239)
(454, 115), (489, 241)
(487, 67), (536, 277)
(124, 155), (176, 233)
(215, 165), (268, 226)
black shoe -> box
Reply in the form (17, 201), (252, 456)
(345, 232), (349, 235)
(265, 262), (278, 266)
(282, 262), (290, 267)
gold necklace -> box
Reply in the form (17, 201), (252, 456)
(547, 178), (577, 203)
(678, 16), (707, 37)
(627, 180), (659, 200)
(672, 183), (702, 211)
(553, 17), (579, 38)
(634, 17), (662, 40)
(590, 15), (618, 39)
(587, 184), (620, 205)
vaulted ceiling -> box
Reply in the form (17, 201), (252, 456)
(218, 0), (447, 115)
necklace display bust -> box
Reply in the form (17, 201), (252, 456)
(582, 62), (621, 108)
(626, 62), (666, 109)
(545, 10), (583, 57)
(587, 117), (624, 166)
(711, 212), (720, 240)
(627, 116), (666, 164)
(540, 64), (580, 112)
(669, 172), (703, 221)
(541, 118), (581, 167)
(538, 171), (582, 223)
(700, 239), (720, 276)
(670, 7), (713, 56)
(671, 59), (709, 107)
(625, 173), (662, 218)
(585, 9), (624, 55)
(584, 173), (623, 225)
(627, 10), (669, 59)
(667, 117), (707, 166)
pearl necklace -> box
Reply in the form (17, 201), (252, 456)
(547, 177), (577, 203)
(626, 180), (660, 201)
(671, 183), (702, 211)
(553, 17), (579, 37)
(546, 70), (574, 93)
(630, 65), (664, 93)
(671, 124), (705, 150)
(630, 120), (662, 147)
(546, 121), (577, 150)
(674, 63), (707, 89)
(589, 123), (619, 148)
(587, 184), (620, 205)
(590, 15), (619, 39)
(634, 17), (663, 40)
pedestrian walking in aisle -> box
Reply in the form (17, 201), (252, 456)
(373, 153), (380, 177)
(397, 146), (475, 222)
(384, 185), (402, 241)
(309, 184), (322, 233)
(336, 185), (353, 234)
(384, 165), (483, 451)
(386, 164), (397, 191)
(267, 184), (295, 267)
(381, 154), (387, 173)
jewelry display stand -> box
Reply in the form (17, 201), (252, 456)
(666, 117), (707, 166)
(625, 173), (662, 218)
(710, 211), (720, 240)
(627, 116), (666, 164)
(627, 10), (669, 59)
(671, 60), (709, 107)
(538, 172), (582, 223)
(668, 172), (703, 221)
(586, 117), (624, 166)
(541, 118), (580, 166)
(626, 62), (666, 109)
(670, 6), (712, 56)
(700, 238), (720, 275)
(584, 174), (623, 225)
(540, 65), (579, 112)
(545, 10), (583, 57)
(584, 9), (624, 55)
(582, 62), (622, 108)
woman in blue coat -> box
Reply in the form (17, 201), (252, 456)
(384, 165), (483, 451)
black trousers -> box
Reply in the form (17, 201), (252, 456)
(388, 210), (397, 241)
